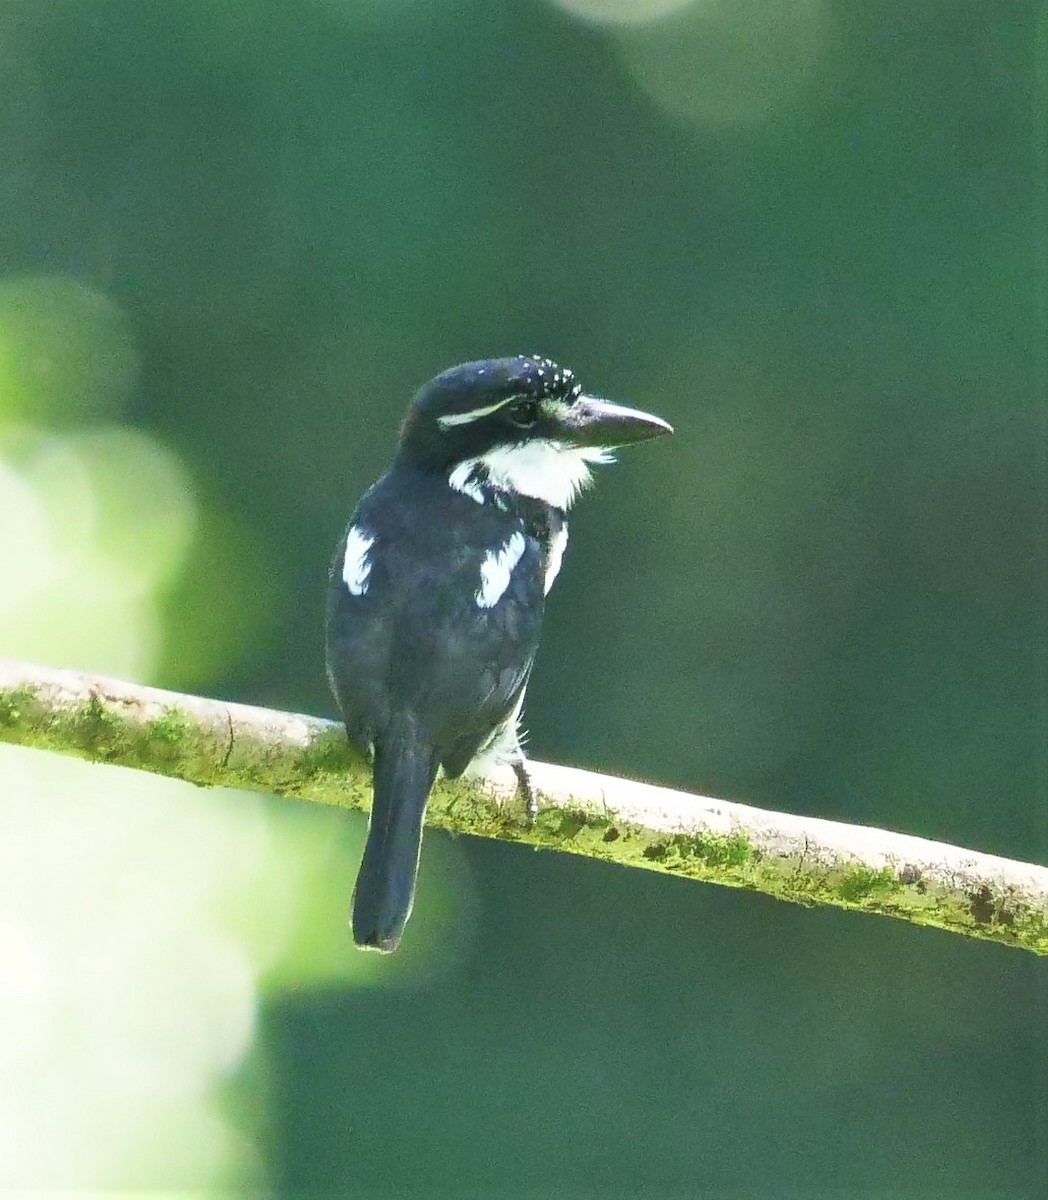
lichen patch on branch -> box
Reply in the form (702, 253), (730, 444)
(2, 657), (1047, 956)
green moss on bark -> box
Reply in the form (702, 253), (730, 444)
(3, 674), (1047, 956)
(0, 681), (368, 809)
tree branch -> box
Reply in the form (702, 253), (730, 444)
(2, 656), (1046, 955)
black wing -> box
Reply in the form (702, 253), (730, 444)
(326, 469), (550, 771)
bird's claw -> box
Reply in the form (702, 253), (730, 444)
(512, 759), (538, 826)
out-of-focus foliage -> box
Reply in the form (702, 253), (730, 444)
(0, 0), (1044, 1194)
(0, 264), (477, 1190)
(0, 745), (474, 1188)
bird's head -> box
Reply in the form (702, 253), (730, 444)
(396, 355), (673, 510)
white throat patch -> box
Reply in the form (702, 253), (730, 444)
(451, 441), (613, 511)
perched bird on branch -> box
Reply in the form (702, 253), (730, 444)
(326, 355), (672, 951)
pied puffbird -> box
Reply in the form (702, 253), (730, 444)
(325, 355), (672, 951)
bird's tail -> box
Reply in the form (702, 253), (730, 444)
(352, 725), (439, 953)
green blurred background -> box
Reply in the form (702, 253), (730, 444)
(1, 0), (1046, 1194)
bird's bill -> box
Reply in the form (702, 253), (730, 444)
(565, 395), (674, 448)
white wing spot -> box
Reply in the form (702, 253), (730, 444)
(342, 526), (374, 596)
(476, 531), (526, 608)
(544, 524), (568, 594)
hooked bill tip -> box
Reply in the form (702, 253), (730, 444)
(353, 925), (402, 953)
(570, 395), (675, 446)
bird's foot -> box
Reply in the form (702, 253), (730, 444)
(512, 759), (538, 825)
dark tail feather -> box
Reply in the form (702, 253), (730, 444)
(352, 733), (439, 952)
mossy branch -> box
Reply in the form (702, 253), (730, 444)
(2, 656), (1047, 956)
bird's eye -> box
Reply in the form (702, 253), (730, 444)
(507, 398), (540, 429)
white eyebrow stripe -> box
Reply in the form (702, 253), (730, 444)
(476, 531), (527, 608)
(342, 526), (375, 595)
(437, 395), (518, 429)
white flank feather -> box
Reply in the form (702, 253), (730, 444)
(544, 524), (568, 594)
(465, 689), (528, 775)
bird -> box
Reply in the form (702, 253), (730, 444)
(325, 355), (672, 952)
